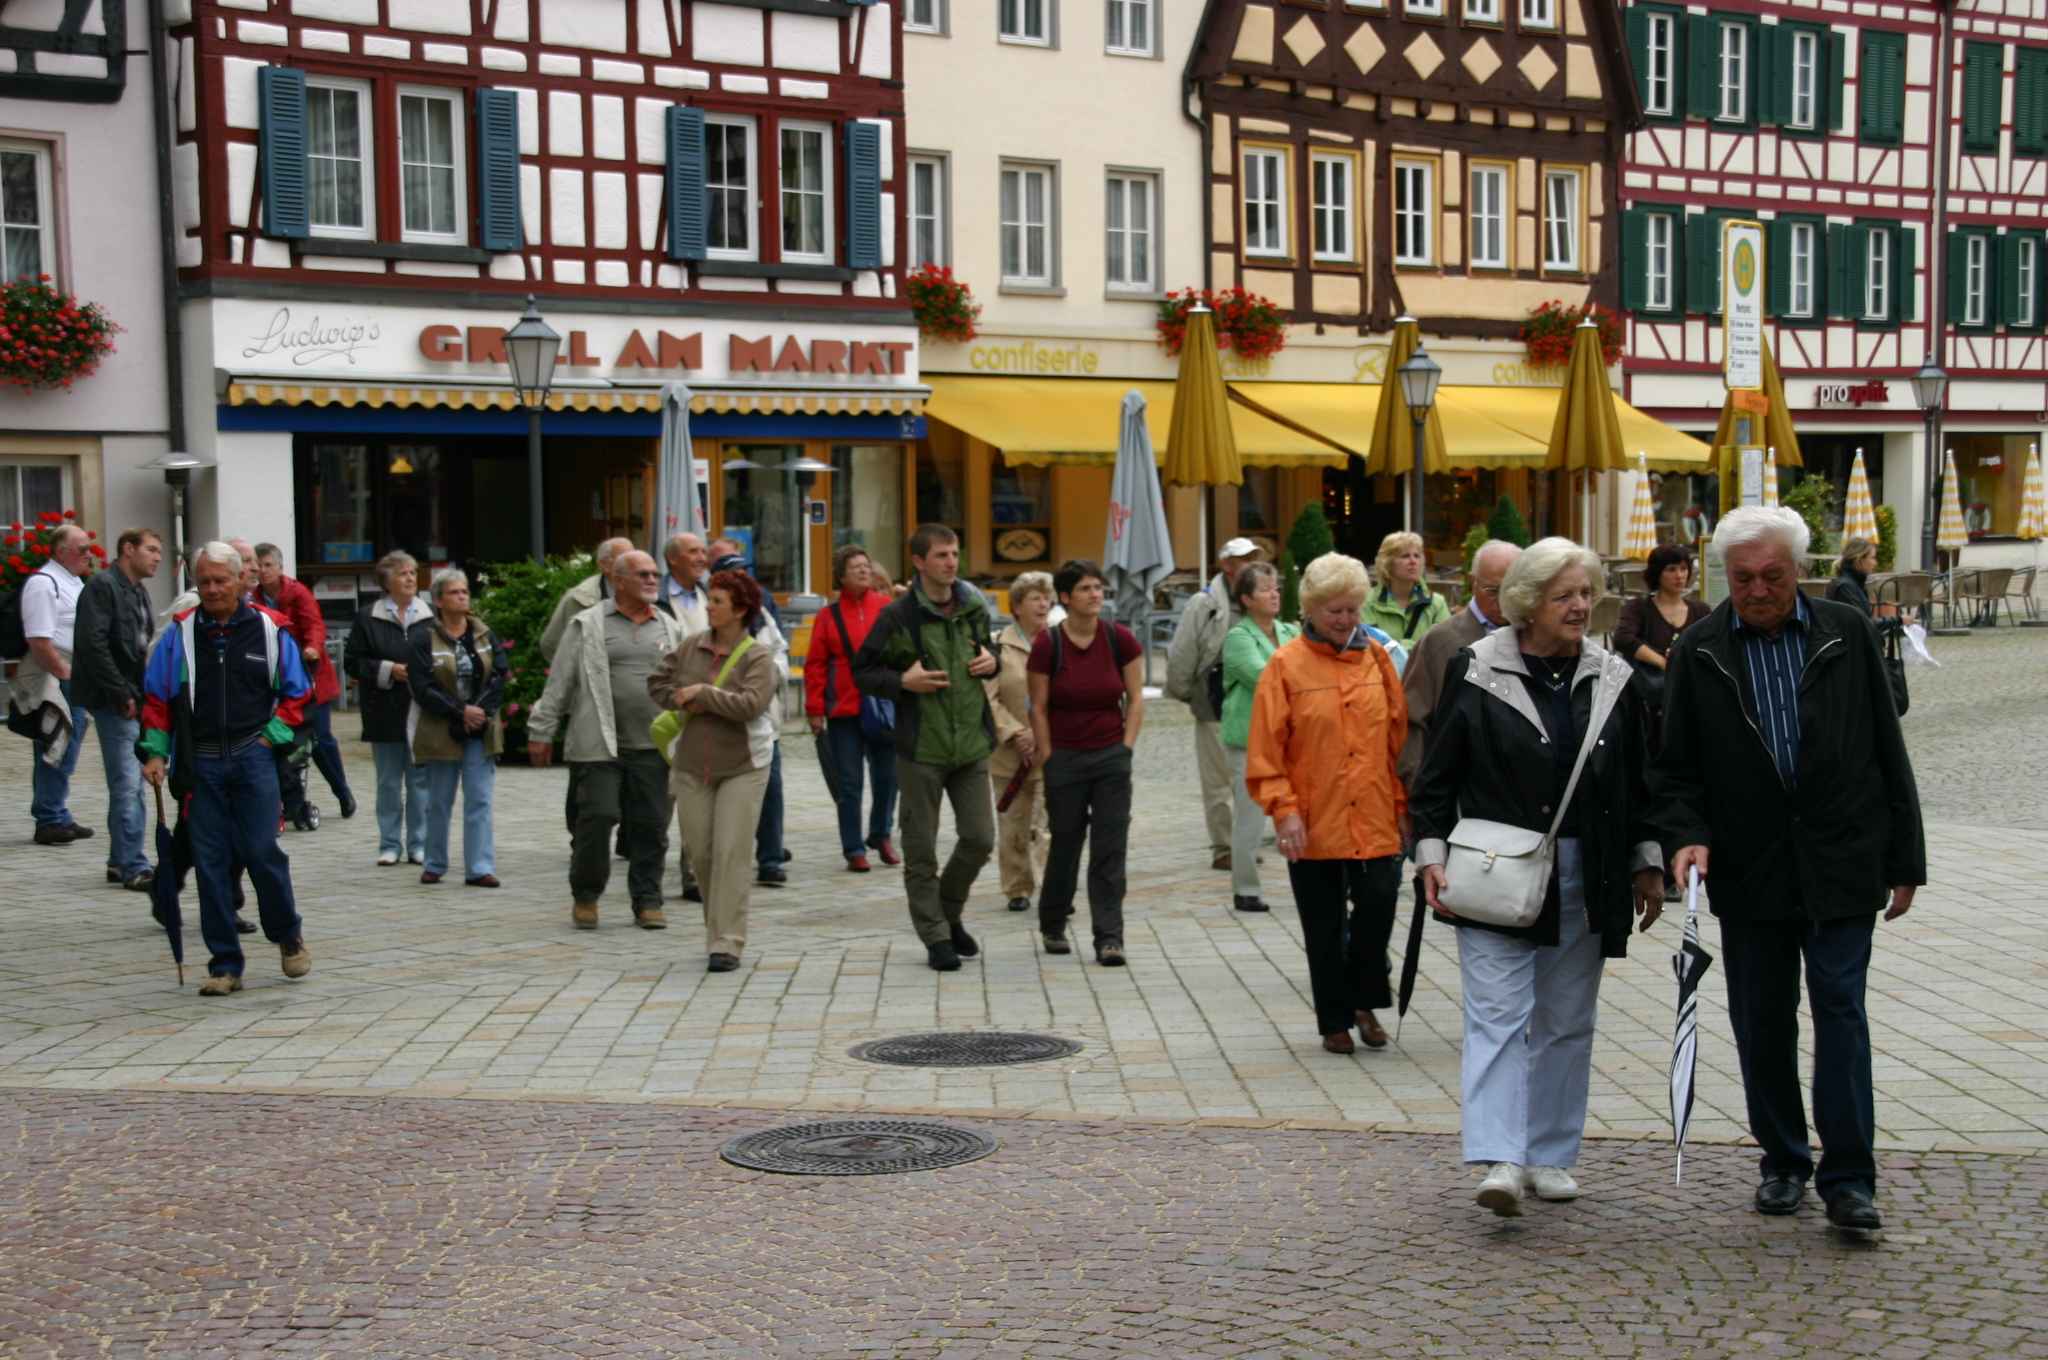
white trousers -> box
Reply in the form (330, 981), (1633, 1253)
(1455, 839), (1605, 1169)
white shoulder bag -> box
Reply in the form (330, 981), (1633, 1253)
(1437, 691), (1607, 929)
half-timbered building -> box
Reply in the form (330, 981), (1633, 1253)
(168, 0), (921, 601)
(1185, 0), (1655, 558)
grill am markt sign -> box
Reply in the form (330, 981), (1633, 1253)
(1722, 219), (1765, 392)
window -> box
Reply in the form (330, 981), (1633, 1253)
(1407, 0), (1443, 16)
(2017, 236), (2040, 328)
(1464, 0), (1499, 23)
(0, 142), (52, 282)
(1543, 168), (1580, 272)
(1645, 211), (1674, 311)
(1393, 159), (1433, 266)
(1520, 0), (1553, 29)
(905, 0), (945, 33)
(779, 123), (831, 263)
(1788, 30), (1819, 130)
(1717, 22), (1748, 122)
(1962, 42), (2005, 153)
(1310, 152), (1354, 263)
(705, 116), (756, 259)
(1865, 226), (1890, 322)
(999, 0), (1050, 45)
(397, 89), (464, 242)
(307, 78), (373, 238)
(1106, 0), (1154, 56)
(1468, 163), (1507, 269)
(1963, 234), (1990, 326)
(1000, 162), (1054, 286)
(908, 154), (946, 267)
(1859, 31), (1905, 144)
(1242, 147), (1288, 258)
(1105, 171), (1157, 291)
(1641, 11), (1676, 116)
(1788, 222), (1816, 318)
(0, 460), (66, 528)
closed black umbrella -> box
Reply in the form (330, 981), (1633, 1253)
(1395, 876), (1427, 1043)
(1670, 866), (1714, 1184)
(150, 784), (185, 986)
(812, 727), (843, 804)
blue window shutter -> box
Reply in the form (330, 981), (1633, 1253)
(847, 0), (878, 5)
(258, 67), (309, 240)
(475, 89), (523, 252)
(845, 121), (882, 270)
(666, 105), (707, 262)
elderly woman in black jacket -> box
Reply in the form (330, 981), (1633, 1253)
(344, 550), (434, 866)
(1413, 537), (1665, 1220)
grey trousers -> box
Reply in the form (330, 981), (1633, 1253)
(896, 756), (996, 946)
(1194, 719), (1233, 854)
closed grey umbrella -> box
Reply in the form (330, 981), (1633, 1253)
(654, 382), (707, 563)
(1103, 389), (1174, 626)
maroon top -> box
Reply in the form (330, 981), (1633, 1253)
(1027, 621), (1142, 752)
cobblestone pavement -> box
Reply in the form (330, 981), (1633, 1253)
(0, 626), (2044, 1355)
(4, 1089), (2045, 1360)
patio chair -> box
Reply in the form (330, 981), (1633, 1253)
(2005, 565), (2039, 621)
(1953, 567), (2016, 627)
(1589, 593), (1623, 646)
(1872, 572), (1934, 626)
(1610, 563), (1647, 596)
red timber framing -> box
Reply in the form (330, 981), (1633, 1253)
(167, 0), (908, 314)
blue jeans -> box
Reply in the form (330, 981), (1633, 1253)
(824, 716), (897, 857)
(371, 741), (429, 859)
(30, 677), (87, 829)
(423, 738), (496, 878)
(88, 707), (149, 876)
(304, 701), (352, 803)
(190, 742), (301, 977)
(754, 740), (784, 872)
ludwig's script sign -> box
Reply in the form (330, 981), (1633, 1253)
(242, 308), (383, 366)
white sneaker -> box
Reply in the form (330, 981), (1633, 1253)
(376, 850), (399, 866)
(1525, 1166), (1580, 1201)
(1476, 1162), (1524, 1217)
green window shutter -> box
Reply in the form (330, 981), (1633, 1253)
(1626, 8), (1652, 110)
(258, 66), (309, 240)
(1963, 43), (2003, 151)
(1688, 16), (1721, 119)
(665, 105), (707, 262)
(1827, 31), (1847, 133)
(1846, 225), (1870, 319)
(844, 121), (882, 270)
(1945, 232), (1971, 324)
(1826, 224), (1851, 318)
(1999, 232), (2023, 326)
(1894, 223), (1915, 324)
(2019, 50), (2048, 154)
(1686, 211), (1724, 313)
(475, 89), (523, 253)
(1766, 216), (1792, 317)
(1753, 22), (1777, 127)
(1622, 208), (1648, 312)
(1860, 32), (1904, 144)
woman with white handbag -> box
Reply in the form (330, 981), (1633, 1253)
(1411, 538), (1666, 1219)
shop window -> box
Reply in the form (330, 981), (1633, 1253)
(1, 141), (55, 283)
(989, 463), (1052, 565)
(908, 153), (947, 268)
(1237, 467), (1280, 534)
(721, 445), (804, 596)
(831, 445), (905, 585)
(0, 459), (67, 526)
(1949, 435), (2033, 537)
(310, 443), (376, 564)
(398, 87), (465, 243)
(915, 442), (967, 537)
(304, 441), (448, 569)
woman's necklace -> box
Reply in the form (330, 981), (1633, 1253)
(1529, 653), (1573, 692)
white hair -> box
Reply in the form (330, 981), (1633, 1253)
(1711, 506), (1811, 563)
(193, 540), (242, 575)
(429, 567), (469, 600)
(595, 536), (634, 568)
(1472, 539), (1522, 575)
(1499, 536), (1604, 626)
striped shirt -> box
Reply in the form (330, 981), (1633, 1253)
(1731, 593), (1810, 786)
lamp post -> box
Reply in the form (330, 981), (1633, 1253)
(1910, 361), (1948, 571)
(504, 296), (562, 562)
(141, 448), (216, 593)
(1397, 344), (1442, 535)
(777, 455), (834, 598)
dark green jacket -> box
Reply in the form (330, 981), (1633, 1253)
(852, 579), (999, 770)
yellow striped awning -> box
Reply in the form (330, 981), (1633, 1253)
(220, 382), (925, 417)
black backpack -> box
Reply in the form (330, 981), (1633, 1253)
(0, 578), (35, 661)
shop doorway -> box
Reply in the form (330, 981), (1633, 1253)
(1321, 462), (1402, 565)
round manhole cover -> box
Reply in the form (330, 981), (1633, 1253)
(720, 1120), (998, 1176)
(848, 1031), (1083, 1067)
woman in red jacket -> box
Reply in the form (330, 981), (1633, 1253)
(255, 543), (354, 830)
(805, 545), (898, 871)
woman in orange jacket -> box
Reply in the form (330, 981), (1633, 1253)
(1245, 552), (1409, 1055)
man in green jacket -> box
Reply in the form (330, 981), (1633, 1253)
(853, 524), (1000, 971)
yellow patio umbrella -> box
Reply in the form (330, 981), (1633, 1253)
(1545, 318), (1628, 544)
(1843, 448), (1879, 542)
(2017, 444), (2045, 541)
(1365, 316), (1447, 478)
(1160, 303), (1243, 488)
(1710, 336), (1802, 514)
(1623, 453), (1659, 559)
(1937, 451), (1969, 561)
(1763, 448), (1780, 507)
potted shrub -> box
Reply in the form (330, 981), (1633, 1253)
(0, 276), (120, 391)
(906, 264), (981, 344)
(1157, 287), (1288, 362)
(1521, 300), (1622, 371)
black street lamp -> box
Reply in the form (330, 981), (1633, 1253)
(504, 296), (562, 562)
(1910, 361), (1948, 571)
(1397, 342), (1442, 535)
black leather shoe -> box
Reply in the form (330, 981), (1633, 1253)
(1755, 1175), (1805, 1216)
(926, 940), (962, 971)
(1825, 1188), (1882, 1232)
(338, 790), (357, 819)
(62, 823), (94, 840)
(1233, 894), (1269, 913)
(949, 924), (979, 958)
(681, 882), (703, 903)
(707, 952), (739, 973)
(234, 913), (257, 935)
(106, 867), (123, 883)
(1007, 896), (1031, 912)
(756, 865), (787, 887)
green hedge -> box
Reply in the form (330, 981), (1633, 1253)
(473, 552), (594, 750)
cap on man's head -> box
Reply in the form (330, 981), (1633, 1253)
(710, 553), (749, 575)
(1218, 537), (1261, 561)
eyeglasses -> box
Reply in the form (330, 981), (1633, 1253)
(1472, 584), (1501, 598)
(631, 570), (662, 579)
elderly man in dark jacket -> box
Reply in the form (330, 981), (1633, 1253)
(71, 527), (163, 890)
(1655, 506), (1925, 1235)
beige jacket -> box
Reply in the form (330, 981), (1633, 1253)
(649, 630), (779, 785)
(538, 572), (605, 662)
(1397, 604), (1489, 790)
(527, 601), (688, 763)
(983, 622), (1039, 779)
